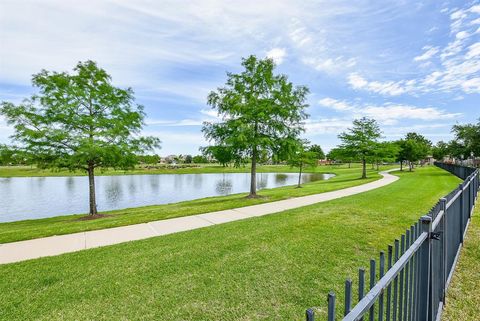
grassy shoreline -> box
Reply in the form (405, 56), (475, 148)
(0, 166), (460, 320)
(0, 163), (361, 177)
(0, 165), (394, 243)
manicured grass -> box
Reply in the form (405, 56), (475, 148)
(442, 206), (480, 321)
(0, 165), (391, 243)
(0, 166), (460, 321)
(0, 163), (356, 177)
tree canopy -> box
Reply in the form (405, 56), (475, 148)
(202, 55), (309, 197)
(308, 144), (325, 160)
(0, 61), (160, 215)
(338, 117), (382, 178)
(396, 132), (431, 171)
(201, 145), (234, 167)
(451, 120), (480, 158)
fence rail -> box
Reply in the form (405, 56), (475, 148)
(305, 163), (480, 321)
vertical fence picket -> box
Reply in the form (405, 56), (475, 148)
(328, 292), (335, 321)
(305, 308), (315, 321)
(398, 235), (405, 321)
(408, 225), (415, 321)
(413, 222), (420, 321)
(345, 279), (352, 316)
(403, 230), (410, 321)
(393, 239), (399, 321)
(379, 251), (385, 321)
(359, 268), (365, 321)
(386, 245), (393, 321)
(369, 259), (376, 321)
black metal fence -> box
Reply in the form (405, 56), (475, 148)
(305, 163), (480, 321)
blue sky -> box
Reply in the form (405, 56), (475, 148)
(1, 0), (479, 156)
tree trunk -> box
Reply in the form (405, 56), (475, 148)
(400, 161), (403, 171)
(249, 146), (257, 197)
(297, 162), (303, 188)
(87, 163), (98, 215)
(348, 162), (351, 168)
(409, 161), (413, 172)
(376, 162), (379, 171)
(362, 157), (367, 179)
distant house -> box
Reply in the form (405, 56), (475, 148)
(159, 155), (178, 164)
(318, 159), (332, 165)
(423, 155), (435, 165)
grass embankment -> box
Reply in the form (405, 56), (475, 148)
(0, 166), (460, 321)
(0, 163), (355, 177)
(442, 206), (480, 321)
(0, 165), (390, 243)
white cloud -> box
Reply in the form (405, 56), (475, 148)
(462, 77), (480, 93)
(347, 73), (416, 96)
(413, 46), (439, 61)
(318, 98), (352, 111)
(266, 48), (287, 65)
(317, 97), (462, 124)
(470, 5), (480, 14)
(347, 3), (480, 96)
(466, 42), (480, 59)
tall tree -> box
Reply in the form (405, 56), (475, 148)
(338, 117), (382, 178)
(288, 142), (318, 188)
(432, 141), (449, 161)
(404, 132), (431, 170)
(451, 120), (480, 157)
(202, 55), (309, 197)
(0, 61), (160, 216)
(397, 137), (425, 171)
(309, 144), (325, 160)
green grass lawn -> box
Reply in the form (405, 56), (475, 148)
(442, 206), (480, 321)
(0, 163), (358, 177)
(0, 165), (392, 243)
(0, 166), (460, 321)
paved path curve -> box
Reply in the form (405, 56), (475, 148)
(0, 169), (399, 264)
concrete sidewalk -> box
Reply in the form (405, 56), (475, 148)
(0, 170), (399, 264)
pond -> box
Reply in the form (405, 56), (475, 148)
(0, 172), (334, 223)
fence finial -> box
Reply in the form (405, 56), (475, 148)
(305, 308), (315, 321)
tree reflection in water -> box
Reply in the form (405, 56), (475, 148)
(215, 174), (232, 195)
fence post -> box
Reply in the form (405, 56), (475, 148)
(418, 216), (433, 321)
(459, 184), (464, 244)
(440, 198), (447, 305)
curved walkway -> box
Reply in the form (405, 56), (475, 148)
(0, 169), (399, 264)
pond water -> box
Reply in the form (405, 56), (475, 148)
(0, 172), (334, 222)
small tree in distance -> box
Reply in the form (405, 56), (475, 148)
(309, 144), (325, 160)
(338, 117), (382, 179)
(201, 145), (233, 167)
(202, 55), (309, 198)
(0, 61), (160, 217)
(288, 142), (318, 188)
(327, 146), (357, 167)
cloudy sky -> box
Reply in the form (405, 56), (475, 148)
(1, 0), (479, 155)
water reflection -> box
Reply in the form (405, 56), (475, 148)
(0, 172), (334, 222)
(275, 174), (288, 184)
(215, 175), (233, 195)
